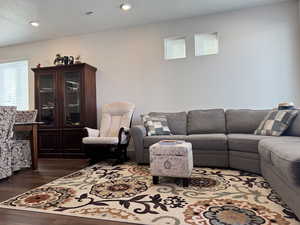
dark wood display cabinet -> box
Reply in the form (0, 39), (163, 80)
(33, 63), (97, 158)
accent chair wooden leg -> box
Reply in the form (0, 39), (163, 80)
(112, 146), (123, 166)
(153, 176), (159, 185)
(123, 147), (128, 162)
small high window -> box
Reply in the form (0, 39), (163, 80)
(0, 60), (29, 110)
(195, 32), (219, 56)
(164, 37), (186, 60)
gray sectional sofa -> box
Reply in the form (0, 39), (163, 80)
(131, 108), (300, 219)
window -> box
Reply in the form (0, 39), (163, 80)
(164, 37), (186, 60)
(0, 60), (29, 110)
(195, 32), (219, 56)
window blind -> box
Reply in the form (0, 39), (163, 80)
(0, 60), (29, 110)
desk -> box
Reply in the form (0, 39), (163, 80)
(14, 122), (43, 170)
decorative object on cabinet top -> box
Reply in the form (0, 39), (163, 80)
(75, 55), (81, 64)
(53, 54), (64, 66)
(32, 63), (97, 72)
(278, 102), (295, 110)
(54, 54), (76, 66)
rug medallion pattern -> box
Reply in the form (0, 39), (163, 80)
(0, 163), (299, 225)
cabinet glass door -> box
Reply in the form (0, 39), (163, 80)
(63, 71), (81, 127)
(38, 74), (57, 127)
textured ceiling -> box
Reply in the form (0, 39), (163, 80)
(0, 0), (291, 47)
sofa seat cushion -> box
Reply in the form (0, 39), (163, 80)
(185, 134), (227, 151)
(83, 137), (120, 145)
(143, 134), (227, 151)
(259, 137), (300, 186)
(143, 135), (186, 148)
(228, 134), (276, 153)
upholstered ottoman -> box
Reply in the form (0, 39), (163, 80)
(149, 140), (193, 187)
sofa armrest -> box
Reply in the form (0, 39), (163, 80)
(130, 126), (146, 163)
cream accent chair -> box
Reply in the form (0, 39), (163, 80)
(82, 102), (135, 164)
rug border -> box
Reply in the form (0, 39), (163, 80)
(0, 204), (145, 225)
(0, 162), (118, 205)
(0, 163), (147, 225)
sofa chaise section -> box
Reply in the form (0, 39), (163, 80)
(259, 136), (300, 219)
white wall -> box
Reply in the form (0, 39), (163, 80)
(0, 0), (299, 124)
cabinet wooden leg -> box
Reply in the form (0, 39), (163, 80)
(153, 176), (159, 185)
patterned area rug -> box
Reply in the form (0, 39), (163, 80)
(0, 162), (299, 225)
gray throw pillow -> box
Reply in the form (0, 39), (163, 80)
(141, 115), (172, 136)
(254, 110), (298, 136)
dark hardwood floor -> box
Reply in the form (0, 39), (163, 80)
(0, 159), (136, 225)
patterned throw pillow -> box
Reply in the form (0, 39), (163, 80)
(141, 115), (172, 136)
(254, 110), (298, 136)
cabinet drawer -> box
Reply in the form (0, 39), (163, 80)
(38, 129), (61, 157)
(62, 129), (83, 151)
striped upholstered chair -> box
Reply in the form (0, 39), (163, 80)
(0, 107), (35, 180)
(14, 110), (37, 140)
(11, 110), (37, 171)
(15, 110), (38, 123)
(0, 106), (16, 179)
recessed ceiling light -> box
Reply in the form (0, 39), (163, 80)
(85, 11), (94, 16)
(120, 3), (132, 11)
(29, 21), (39, 27)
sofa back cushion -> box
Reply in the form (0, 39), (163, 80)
(284, 110), (300, 136)
(148, 112), (187, 135)
(187, 109), (226, 134)
(226, 109), (270, 134)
